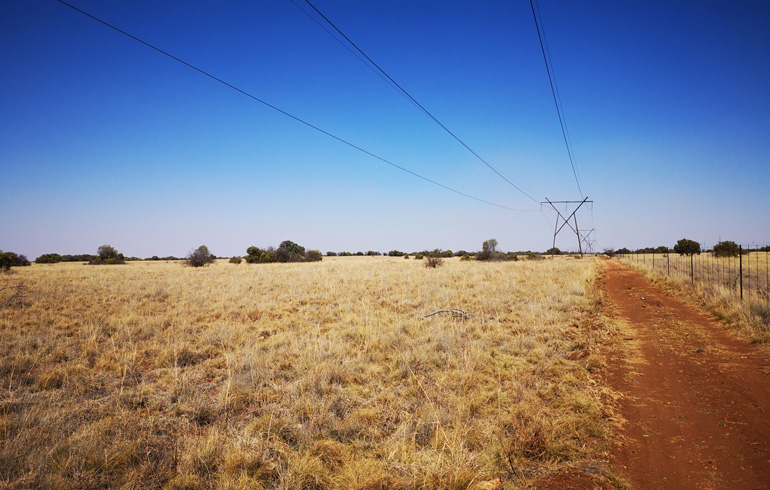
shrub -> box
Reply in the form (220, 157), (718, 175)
(326, 251), (338, 257)
(306, 250), (323, 262)
(713, 241), (740, 258)
(424, 256), (443, 268)
(546, 247), (562, 255)
(1, 251), (31, 271)
(460, 254), (473, 261)
(88, 245), (125, 265)
(476, 238), (499, 261)
(414, 254), (424, 260)
(36, 253), (63, 264)
(186, 245), (215, 267)
(229, 256), (242, 264)
(388, 250), (405, 257)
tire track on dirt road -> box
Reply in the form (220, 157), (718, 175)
(601, 260), (770, 489)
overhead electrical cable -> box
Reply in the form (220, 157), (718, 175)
(534, 0), (581, 190)
(287, 0), (415, 108)
(300, 0), (541, 205)
(529, 0), (584, 199)
(54, 0), (531, 212)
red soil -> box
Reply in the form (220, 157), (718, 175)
(601, 260), (770, 489)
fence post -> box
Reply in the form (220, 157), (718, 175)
(738, 245), (743, 301)
(690, 254), (694, 284)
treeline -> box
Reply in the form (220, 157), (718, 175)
(612, 239), (762, 258)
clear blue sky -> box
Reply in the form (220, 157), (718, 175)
(2, 0), (769, 259)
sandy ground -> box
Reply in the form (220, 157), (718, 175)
(601, 260), (770, 489)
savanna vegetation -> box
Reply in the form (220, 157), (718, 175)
(0, 255), (618, 489)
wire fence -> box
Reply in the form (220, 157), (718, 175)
(616, 245), (770, 302)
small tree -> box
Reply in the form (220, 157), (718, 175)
(1, 251), (31, 271)
(89, 245), (125, 265)
(229, 256), (242, 264)
(476, 238), (499, 261)
(673, 238), (701, 256)
(186, 245), (215, 267)
(713, 240), (740, 258)
(546, 247), (562, 255)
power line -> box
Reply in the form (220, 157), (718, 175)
(54, 0), (532, 212)
(529, 0), (584, 198)
(300, 0), (541, 204)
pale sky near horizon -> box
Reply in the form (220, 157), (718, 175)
(2, 0), (769, 260)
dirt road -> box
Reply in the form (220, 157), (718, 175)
(602, 260), (770, 489)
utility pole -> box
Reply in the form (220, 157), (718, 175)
(542, 197), (593, 256)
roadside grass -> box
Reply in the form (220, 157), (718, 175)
(616, 257), (770, 345)
(0, 256), (617, 489)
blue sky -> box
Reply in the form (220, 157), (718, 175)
(2, 0), (769, 259)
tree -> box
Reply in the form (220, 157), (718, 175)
(276, 240), (305, 262)
(713, 241), (740, 258)
(89, 245), (125, 265)
(1, 251), (31, 271)
(546, 247), (562, 255)
(186, 245), (215, 267)
(673, 238), (701, 256)
(483, 239), (498, 253)
(476, 238), (500, 261)
(229, 256), (242, 264)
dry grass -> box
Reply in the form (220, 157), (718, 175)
(618, 254), (770, 344)
(0, 256), (615, 489)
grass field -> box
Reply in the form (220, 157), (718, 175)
(0, 256), (616, 489)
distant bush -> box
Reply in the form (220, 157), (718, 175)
(674, 238), (701, 256)
(186, 245), (215, 267)
(476, 238), (499, 262)
(460, 254), (473, 261)
(424, 256), (443, 268)
(88, 245), (125, 265)
(36, 253), (63, 264)
(414, 254), (424, 260)
(454, 250), (468, 257)
(246, 246), (275, 264)
(366, 251), (381, 256)
(546, 247), (562, 255)
(306, 250), (323, 262)
(326, 251), (338, 257)
(246, 241), (321, 264)
(0, 251), (31, 271)
(355, 252), (364, 256)
(229, 256), (242, 264)
(388, 250), (405, 257)
(713, 241), (740, 258)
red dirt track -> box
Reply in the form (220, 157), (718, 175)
(602, 260), (770, 489)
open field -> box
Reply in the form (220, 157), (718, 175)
(0, 256), (616, 489)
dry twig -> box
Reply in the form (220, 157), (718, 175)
(418, 309), (470, 320)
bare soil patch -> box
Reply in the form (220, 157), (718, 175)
(601, 260), (770, 489)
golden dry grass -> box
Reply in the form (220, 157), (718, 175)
(0, 256), (615, 489)
(618, 253), (770, 344)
